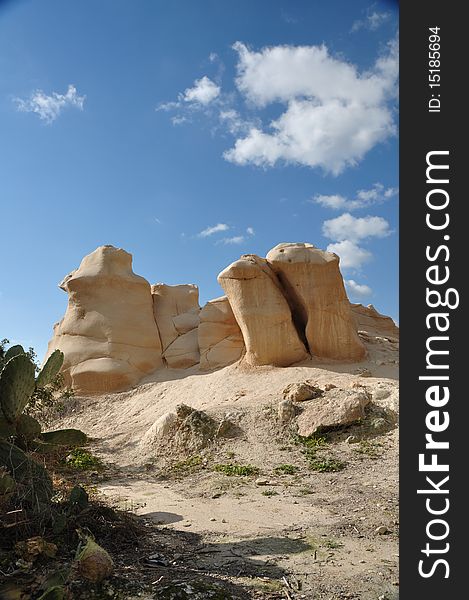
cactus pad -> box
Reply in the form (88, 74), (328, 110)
(0, 440), (53, 504)
(0, 413), (16, 439)
(17, 413), (42, 441)
(3, 344), (25, 365)
(0, 354), (36, 423)
(36, 350), (64, 388)
(40, 428), (87, 446)
(0, 440), (52, 507)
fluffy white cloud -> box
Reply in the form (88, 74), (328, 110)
(322, 213), (391, 242)
(15, 84), (85, 123)
(345, 279), (373, 298)
(246, 226), (255, 235)
(314, 194), (348, 210)
(314, 183), (398, 211)
(224, 39), (397, 173)
(327, 240), (372, 269)
(183, 76), (220, 105)
(198, 223), (229, 237)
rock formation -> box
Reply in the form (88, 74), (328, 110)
(152, 284), (200, 369)
(351, 303), (399, 339)
(217, 255), (309, 367)
(198, 296), (244, 371)
(266, 243), (366, 361)
(45, 245), (163, 394)
(46, 242), (396, 394)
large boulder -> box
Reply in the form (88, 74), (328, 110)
(296, 388), (371, 436)
(218, 255), (308, 367)
(198, 296), (244, 371)
(266, 243), (366, 361)
(45, 245), (163, 393)
(151, 284), (200, 369)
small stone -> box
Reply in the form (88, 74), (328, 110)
(182, 522), (192, 527)
(210, 517), (216, 521)
(375, 526), (389, 535)
(324, 383), (337, 391)
(256, 478), (269, 486)
(283, 382), (323, 402)
(221, 518), (227, 523)
(278, 399), (296, 424)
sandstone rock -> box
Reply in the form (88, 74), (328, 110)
(267, 243), (366, 361)
(351, 303), (399, 339)
(218, 254), (308, 367)
(163, 329), (200, 369)
(152, 284), (200, 368)
(296, 388), (371, 436)
(198, 296), (244, 371)
(45, 246), (163, 394)
(283, 382), (323, 402)
(143, 412), (178, 445)
(173, 409), (218, 452)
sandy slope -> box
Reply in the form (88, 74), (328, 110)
(49, 334), (399, 598)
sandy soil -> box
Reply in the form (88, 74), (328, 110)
(49, 333), (399, 599)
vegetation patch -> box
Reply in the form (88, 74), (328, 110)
(213, 463), (259, 476)
(308, 456), (346, 472)
(353, 439), (383, 459)
(293, 433), (327, 449)
(292, 432), (345, 472)
(261, 489), (279, 497)
(65, 448), (102, 471)
(166, 455), (205, 476)
(274, 463), (299, 475)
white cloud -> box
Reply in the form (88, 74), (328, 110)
(322, 213), (391, 242)
(345, 279), (373, 298)
(217, 235), (245, 245)
(171, 115), (188, 125)
(224, 39), (397, 174)
(314, 194), (348, 210)
(246, 226), (255, 236)
(15, 84), (85, 123)
(182, 76), (220, 105)
(327, 240), (372, 269)
(198, 223), (229, 237)
(314, 183), (398, 211)
(352, 10), (391, 32)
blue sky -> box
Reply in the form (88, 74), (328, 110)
(0, 0), (399, 359)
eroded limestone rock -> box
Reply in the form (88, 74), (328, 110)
(45, 245), (163, 393)
(217, 255), (308, 367)
(198, 296), (244, 371)
(267, 243), (366, 361)
(296, 388), (371, 436)
(152, 284), (200, 369)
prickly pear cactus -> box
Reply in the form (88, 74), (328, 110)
(0, 412), (16, 438)
(16, 413), (42, 441)
(0, 354), (36, 423)
(0, 440), (53, 504)
(36, 350), (64, 388)
(2, 344), (25, 366)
